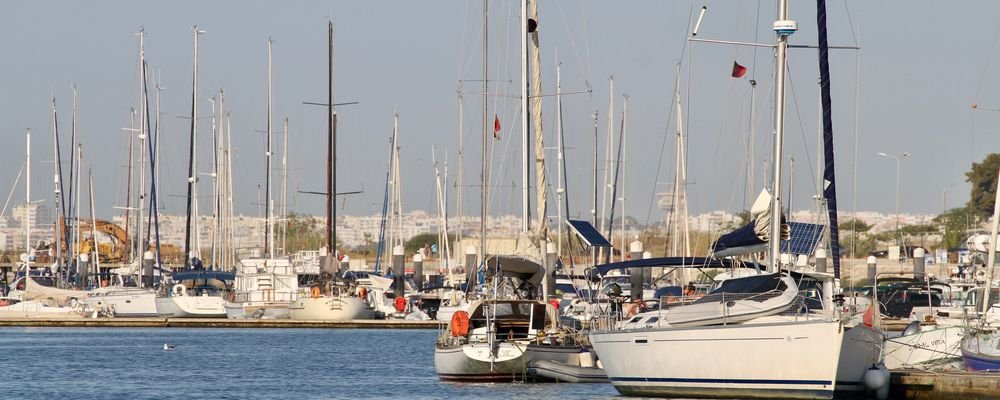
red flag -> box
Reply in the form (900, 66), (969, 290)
(493, 114), (501, 139)
(731, 61), (747, 78)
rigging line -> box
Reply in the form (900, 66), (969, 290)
(641, 2), (696, 233)
(554, 0), (590, 87)
(578, 0), (593, 91)
(973, 14), (1000, 102)
(839, 0), (859, 46)
(783, 61), (819, 199)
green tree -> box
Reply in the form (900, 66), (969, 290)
(934, 207), (975, 249)
(285, 212), (327, 253)
(966, 153), (1000, 220)
(899, 223), (939, 248)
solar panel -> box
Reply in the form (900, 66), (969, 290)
(566, 219), (612, 248)
(780, 222), (826, 256)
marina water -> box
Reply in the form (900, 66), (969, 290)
(1, 327), (618, 399)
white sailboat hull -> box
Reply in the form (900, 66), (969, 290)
(883, 325), (963, 370)
(434, 341), (528, 382)
(84, 288), (159, 317)
(590, 319), (844, 399)
(223, 300), (290, 319)
(156, 295), (227, 318)
(0, 301), (82, 319)
(288, 296), (375, 321)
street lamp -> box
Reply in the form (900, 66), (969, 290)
(878, 151), (911, 250)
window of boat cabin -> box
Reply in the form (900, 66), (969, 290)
(531, 303), (546, 330)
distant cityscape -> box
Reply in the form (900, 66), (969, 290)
(0, 203), (941, 254)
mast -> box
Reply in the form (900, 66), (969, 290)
(282, 117), (289, 256)
(327, 20), (337, 258)
(89, 170), (100, 280)
(769, 1), (795, 271)
(600, 78), (614, 250)
(606, 95), (627, 263)
(816, 0), (842, 278)
(265, 37), (274, 259)
(143, 61), (163, 273)
(51, 98), (64, 277)
(183, 26), (204, 269)
(69, 86), (78, 272)
(519, 0), (529, 233)
(479, 0), (488, 278)
(25, 130), (31, 275)
(137, 29), (147, 269)
(555, 61), (563, 255)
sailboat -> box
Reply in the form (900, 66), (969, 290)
(587, 3), (880, 398)
(287, 20), (375, 321)
(960, 154), (1000, 370)
(435, 0), (599, 382)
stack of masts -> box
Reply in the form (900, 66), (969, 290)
(210, 89), (237, 269)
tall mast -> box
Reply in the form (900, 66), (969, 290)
(137, 29), (147, 268)
(519, 0), (529, 233)
(281, 117), (289, 256)
(25, 130), (31, 274)
(769, 1), (794, 271)
(265, 37), (274, 259)
(144, 62), (163, 272)
(327, 21), (336, 256)
(51, 98), (64, 276)
(183, 26), (204, 269)
(209, 95), (219, 268)
(555, 61), (563, 255)
(68, 86), (78, 270)
(600, 78), (614, 247)
(479, 0), (488, 270)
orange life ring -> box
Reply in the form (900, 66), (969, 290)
(310, 286), (321, 298)
(394, 296), (407, 312)
(450, 310), (470, 337)
(358, 287), (368, 299)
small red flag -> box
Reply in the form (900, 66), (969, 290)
(493, 114), (501, 139)
(731, 61), (747, 78)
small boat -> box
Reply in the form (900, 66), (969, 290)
(961, 332), (1000, 372)
(288, 282), (375, 321)
(527, 358), (607, 383)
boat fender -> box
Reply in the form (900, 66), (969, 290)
(310, 286), (321, 298)
(450, 310), (470, 337)
(394, 296), (407, 312)
(863, 364), (890, 399)
(901, 320), (922, 336)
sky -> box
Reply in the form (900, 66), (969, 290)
(2, 1), (999, 227)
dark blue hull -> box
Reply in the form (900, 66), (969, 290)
(962, 348), (1000, 372)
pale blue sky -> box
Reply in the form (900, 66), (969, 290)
(1, 1), (997, 226)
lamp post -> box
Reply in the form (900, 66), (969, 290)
(878, 151), (910, 249)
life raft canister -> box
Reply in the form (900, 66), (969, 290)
(394, 296), (407, 312)
(450, 310), (470, 337)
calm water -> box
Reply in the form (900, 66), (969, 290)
(0, 327), (620, 399)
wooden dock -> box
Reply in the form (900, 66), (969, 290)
(0, 317), (441, 329)
(891, 369), (1000, 400)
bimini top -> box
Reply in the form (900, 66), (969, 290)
(585, 257), (737, 280)
(485, 255), (545, 286)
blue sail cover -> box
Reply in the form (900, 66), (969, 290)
(711, 221), (766, 255)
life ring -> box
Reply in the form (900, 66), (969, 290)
(173, 284), (186, 297)
(310, 286), (321, 298)
(358, 287), (368, 299)
(450, 310), (470, 337)
(394, 296), (407, 312)
(626, 300), (646, 317)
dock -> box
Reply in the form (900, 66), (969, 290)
(891, 369), (1000, 400)
(0, 317), (440, 329)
